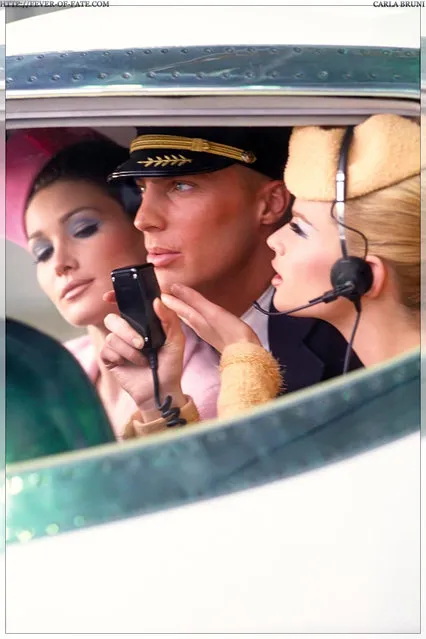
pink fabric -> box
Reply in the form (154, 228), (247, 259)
(5, 127), (104, 248)
(65, 324), (220, 422)
(65, 334), (99, 386)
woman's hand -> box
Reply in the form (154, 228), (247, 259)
(100, 298), (186, 421)
(161, 283), (261, 354)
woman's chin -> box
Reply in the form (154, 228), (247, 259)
(272, 290), (312, 317)
(59, 306), (105, 329)
(271, 289), (293, 314)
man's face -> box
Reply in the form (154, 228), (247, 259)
(133, 165), (282, 294)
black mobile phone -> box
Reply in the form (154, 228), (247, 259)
(111, 264), (166, 352)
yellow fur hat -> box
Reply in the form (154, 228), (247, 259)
(284, 114), (420, 201)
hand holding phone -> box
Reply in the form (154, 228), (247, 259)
(111, 264), (166, 353)
(106, 266), (186, 427)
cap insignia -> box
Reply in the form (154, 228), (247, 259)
(137, 154), (192, 168)
(131, 134), (256, 165)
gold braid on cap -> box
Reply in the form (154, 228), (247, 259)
(130, 134), (257, 164)
(284, 114), (420, 201)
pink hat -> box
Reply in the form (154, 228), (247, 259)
(5, 127), (106, 249)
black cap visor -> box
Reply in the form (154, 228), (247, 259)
(108, 151), (235, 182)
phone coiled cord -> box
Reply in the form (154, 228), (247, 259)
(147, 350), (187, 427)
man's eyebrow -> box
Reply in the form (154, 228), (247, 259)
(27, 207), (100, 242)
(291, 209), (317, 229)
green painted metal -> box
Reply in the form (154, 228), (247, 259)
(5, 348), (420, 546)
(6, 45), (420, 98)
(5, 318), (115, 466)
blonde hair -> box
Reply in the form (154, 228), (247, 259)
(344, 175), (420, 311)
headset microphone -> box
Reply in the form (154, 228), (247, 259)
(252, 283), (356, 317)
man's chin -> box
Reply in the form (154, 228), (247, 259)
(155, 271), (187, 294)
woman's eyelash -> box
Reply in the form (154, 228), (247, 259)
(289, 221), (308, 238)
(33, 247), (53, 264)
(73, 222), (100, 238)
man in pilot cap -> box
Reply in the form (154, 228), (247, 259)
(108, 126), (361, 399)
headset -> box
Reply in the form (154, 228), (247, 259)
(253, 124), (373, 374)
(330, 125), (373, 306)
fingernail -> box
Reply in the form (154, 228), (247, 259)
(132, 337), (143, 349)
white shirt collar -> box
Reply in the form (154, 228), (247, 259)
(240, 286), (274, 351)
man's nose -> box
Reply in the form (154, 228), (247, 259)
(134, 187), (166, 233)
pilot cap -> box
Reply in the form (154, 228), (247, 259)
(284, 114), (420, 201)
(108, 126), (291, 182)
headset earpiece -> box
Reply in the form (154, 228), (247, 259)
(330, 257), (373, 300)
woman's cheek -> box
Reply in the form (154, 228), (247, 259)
(282, 249), (330, 296)
(305, 251), (336, 290)
(36, 267), (55, 304)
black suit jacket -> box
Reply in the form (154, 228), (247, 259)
(268, 304), (363, 394)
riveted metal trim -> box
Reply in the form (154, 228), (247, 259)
(5, 349), (420, 545)
(5, 45), (420, 100)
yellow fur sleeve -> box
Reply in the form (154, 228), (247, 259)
(218, 342), (283, 419)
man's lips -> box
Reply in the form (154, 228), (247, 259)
(60, 279), (93, 301)
(147, 250), (181, 267)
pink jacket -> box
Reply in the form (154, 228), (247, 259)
(64, 324), (220, 423)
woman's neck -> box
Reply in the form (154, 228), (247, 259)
(332, 301), (420, 368)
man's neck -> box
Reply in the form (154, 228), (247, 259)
(195, 241), (276, 316)
(199, 269), (274, 317)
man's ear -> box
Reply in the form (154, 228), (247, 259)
(363, 255), (387, 300)
(258, 181), (291, 227)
